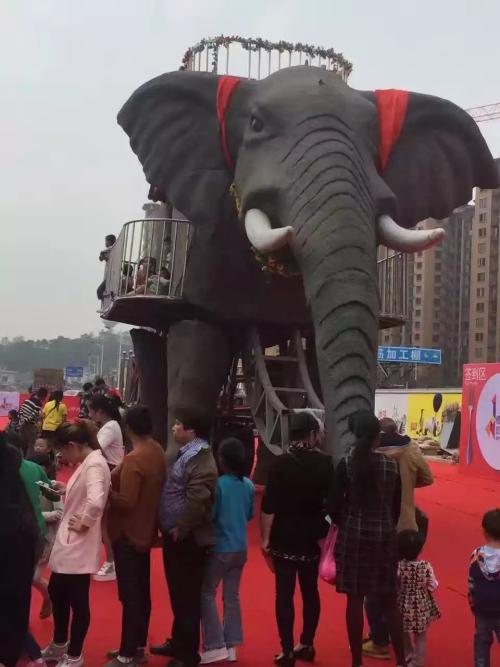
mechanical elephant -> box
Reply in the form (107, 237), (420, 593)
(118, 65), (498, 460)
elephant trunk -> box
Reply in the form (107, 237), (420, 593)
(284, 134), (379, 462)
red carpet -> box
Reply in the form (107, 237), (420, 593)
(30, 462), (500, 666)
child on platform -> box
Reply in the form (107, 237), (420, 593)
(469, 509), (500, 667)
(397, 530), (440, 666)
(200, 438), (255, 664)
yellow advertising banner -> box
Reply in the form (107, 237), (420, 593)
(406, 392), (462, 438)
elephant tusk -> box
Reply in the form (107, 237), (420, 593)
(377, 214), (445, 252)
(244, 209), (294, 254)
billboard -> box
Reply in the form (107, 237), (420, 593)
(375, 390), (461, 438)
(0, 392), (20, 417)
(33, 368), (64, 393)
(461, 363), (500, 478)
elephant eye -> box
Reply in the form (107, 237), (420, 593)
(250, 115), (264, 133)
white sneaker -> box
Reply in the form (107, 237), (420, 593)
(227, 647), (237, 662)
(42, 643), (69, 662)
(55, 656), (84, 667)
(93, 561), (116, 581)
(200, 647), (229, 663)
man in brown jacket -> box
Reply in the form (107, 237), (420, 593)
(152, 409), (218, 667)
(363, 417), (434, 660)
(105, 405), (166, 667)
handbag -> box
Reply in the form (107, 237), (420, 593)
(319, 523), (338, 585)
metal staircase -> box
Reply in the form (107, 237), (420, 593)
(242, 327), (324, 454)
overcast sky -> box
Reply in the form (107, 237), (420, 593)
(2, 0), (500, 339)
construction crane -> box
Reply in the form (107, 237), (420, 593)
(467, 103), (500, 123)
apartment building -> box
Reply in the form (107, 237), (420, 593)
(380, 205), (474, 386)
(468, 158), (500, 363)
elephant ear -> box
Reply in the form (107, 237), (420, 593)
(118, 71), (239, 222)
(376, 91), (499, 228)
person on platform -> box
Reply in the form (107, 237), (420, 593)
(397, 530), (440, 666)
(363, 417), (434, 660)
(42, 390), (68, 441)
(97, 234), (117, 302)
(18, 387), (48, 458)
(0, 435), (39, 667)
(151, 409), (218, 667)
(200, 437), (255, 665)
(330, 411), (407, 667)
(89, 394), (124, 582)
(42, 420), (111, 667)
(469, 509), (500, 667)
(104, 406), (165, 667)
(260, 412), (333, 667)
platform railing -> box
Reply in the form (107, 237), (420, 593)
(101, 218), (191, 313)
(377, 249), (409, 323)
(102, 219), (408, 325)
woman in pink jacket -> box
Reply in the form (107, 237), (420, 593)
(42, 420), (111, 667)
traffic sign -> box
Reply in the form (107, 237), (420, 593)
(378, 346), (442, 365)
(65, 366), (84, 378)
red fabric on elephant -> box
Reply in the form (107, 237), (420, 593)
(217, 75), (241, 171)
(374, 89), (409, 171)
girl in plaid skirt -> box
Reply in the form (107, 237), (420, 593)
(330, 411), (406, 667)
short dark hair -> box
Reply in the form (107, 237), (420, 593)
(125, 405), (153, 437)
(89, 394), (121, 423)
(482, 509), (500, 540)
(105, 234), (116, 245)
(31, 452), (52, 469)
(380, 417), (398, 435)
(95, 377), (106, 386)
(175, 407), (211, 440)
(219, 437), (247, 479)
(398, 530), (425, 561)
(83, 382), (93, 392)
(289, 411), (319, 440)
(8, 409), (18, 418)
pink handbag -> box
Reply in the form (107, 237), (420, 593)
(319, 524), (338, 585)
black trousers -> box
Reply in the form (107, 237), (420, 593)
(273, 556), (321, 654)
(48, 573), (90, 657)
(162, 533), (208, 667)
(113, 538), (151, 657)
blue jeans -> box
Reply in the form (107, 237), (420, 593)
(201, 552), (247, 650)
(474, 614), (500, 667)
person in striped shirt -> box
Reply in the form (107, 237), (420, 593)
(18, 387), (48, 458)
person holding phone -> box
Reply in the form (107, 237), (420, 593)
(42, 420), (111, 667)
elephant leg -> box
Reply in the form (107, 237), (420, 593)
(166, 320), (233, 464)
(130, 328), (168, 446)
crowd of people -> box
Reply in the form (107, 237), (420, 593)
(1, 397), (499, 667)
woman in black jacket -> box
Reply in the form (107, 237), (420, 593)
(260, 412), (333, 666)
(0, 433), (39, 667)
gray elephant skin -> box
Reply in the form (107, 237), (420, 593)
(118, 66), (499, 460)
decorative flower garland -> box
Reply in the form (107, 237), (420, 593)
(230, 183), (300, 279)
(179, 35), (352, 78)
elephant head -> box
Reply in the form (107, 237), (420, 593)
(118, 66), (498, 459)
